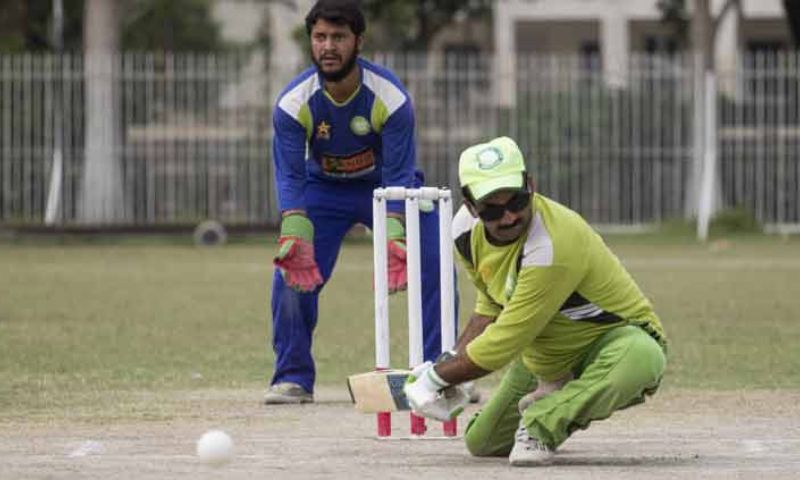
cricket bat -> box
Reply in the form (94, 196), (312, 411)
(346, 370), (412, 413)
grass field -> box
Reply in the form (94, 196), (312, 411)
(2, 233), (799, 423)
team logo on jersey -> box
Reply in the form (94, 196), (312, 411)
(316, 121), (331, 140)
(350, 116), (371, 136)
(477, 147), (503, 170)
(320, 148), (376, 177)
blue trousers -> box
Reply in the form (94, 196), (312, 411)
(270, 180), (456, 393)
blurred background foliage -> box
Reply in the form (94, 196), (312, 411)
(361, 0), (492, 51)
(0, 0), (229, 52)
(0, 0), (493, 53)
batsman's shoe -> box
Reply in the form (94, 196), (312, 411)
(263, 382), (313, 405)
(509, 421), (554, 467)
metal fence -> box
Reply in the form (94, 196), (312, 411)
(0, 51), (798, 230)
(1, 52), (272, 227)
(718, 52), (800, 231)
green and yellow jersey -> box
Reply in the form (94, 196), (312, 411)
(453, 193), (667, 381)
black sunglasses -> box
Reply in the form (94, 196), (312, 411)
(475, 191), (531, 222)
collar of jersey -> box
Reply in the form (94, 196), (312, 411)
(321, 64), (363, 107)
(324, 84), (361, 106)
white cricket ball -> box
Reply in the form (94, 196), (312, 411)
(196, 430), (234, 466)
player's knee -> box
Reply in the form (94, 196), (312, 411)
(463, 414), (515, 457)
(464, 434), (495, 457)
(463, 415), (484, 455)
(610, 334), (666, 393)
(630, 334), (666, 381)
(464, 414), (493, 457)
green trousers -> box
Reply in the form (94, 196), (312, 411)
(464, 325), (666, 456)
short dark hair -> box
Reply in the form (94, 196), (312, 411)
(305, 0), (366, 36)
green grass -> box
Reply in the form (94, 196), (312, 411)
(1, 234), (799, 420)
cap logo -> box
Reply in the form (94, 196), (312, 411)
(476, 147), (503, 170)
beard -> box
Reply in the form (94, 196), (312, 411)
(498, 219), (522, 230)
(486, 215), (531, 246)
(313, 47), (359, 82)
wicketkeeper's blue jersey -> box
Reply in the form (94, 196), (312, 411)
(272, 57), (417, 212)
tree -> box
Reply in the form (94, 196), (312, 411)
(2, 0), (257, 224)
(120, 0), (225, 51)
(656, 0), (689, 49)
(0, 0), (83, 52)
(0, 0), (228, 53)
(657, 0), (742, 71)
(78, 0), (231, 223)
(658, 0), (743, 239)
(79, 0), (123, 223)
(361, 0), (493, 51)
(784, 0), (800, 46)
(0, 0), (28, 51)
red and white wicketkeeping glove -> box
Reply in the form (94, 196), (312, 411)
(273, 214), (323, 293)
(386, 217), (407, 293)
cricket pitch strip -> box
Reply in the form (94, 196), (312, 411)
(2, 388), (799, 479)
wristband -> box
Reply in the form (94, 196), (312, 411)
(436, 350), (457, 363)
(386, 217), (405, 241)
(422, 365), (450, 390)
(280, 214), (314, 242)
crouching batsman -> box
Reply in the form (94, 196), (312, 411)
(404, 136), (668, 466)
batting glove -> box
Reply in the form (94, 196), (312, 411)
(273, 214), (323, 293)
(386, 217), (407, 293)
(403, 362), (468, 422)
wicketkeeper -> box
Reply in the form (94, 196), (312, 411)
(265, 0), (454, 404)
(404, 136), (668, 466)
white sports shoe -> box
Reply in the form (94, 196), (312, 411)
(509, 421), (554, 467)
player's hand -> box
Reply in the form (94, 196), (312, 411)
(386, 217), (407, 293)
(403, 362), (467, 422)
(273, 214), (323, 293)
(517, 372), (574, 414)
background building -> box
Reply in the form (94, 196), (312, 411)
(494, 0), (791, 101)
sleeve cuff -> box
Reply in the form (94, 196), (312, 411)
(475, 304), (502, 318)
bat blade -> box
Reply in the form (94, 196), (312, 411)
(346, 370), (412, 413)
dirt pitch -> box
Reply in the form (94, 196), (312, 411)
(2, 388), (799, 479)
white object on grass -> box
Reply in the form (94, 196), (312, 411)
(68, 440), (104, 457)
(196, 430), (234, 466)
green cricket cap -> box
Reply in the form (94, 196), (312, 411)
(458, 136), (526, 201)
